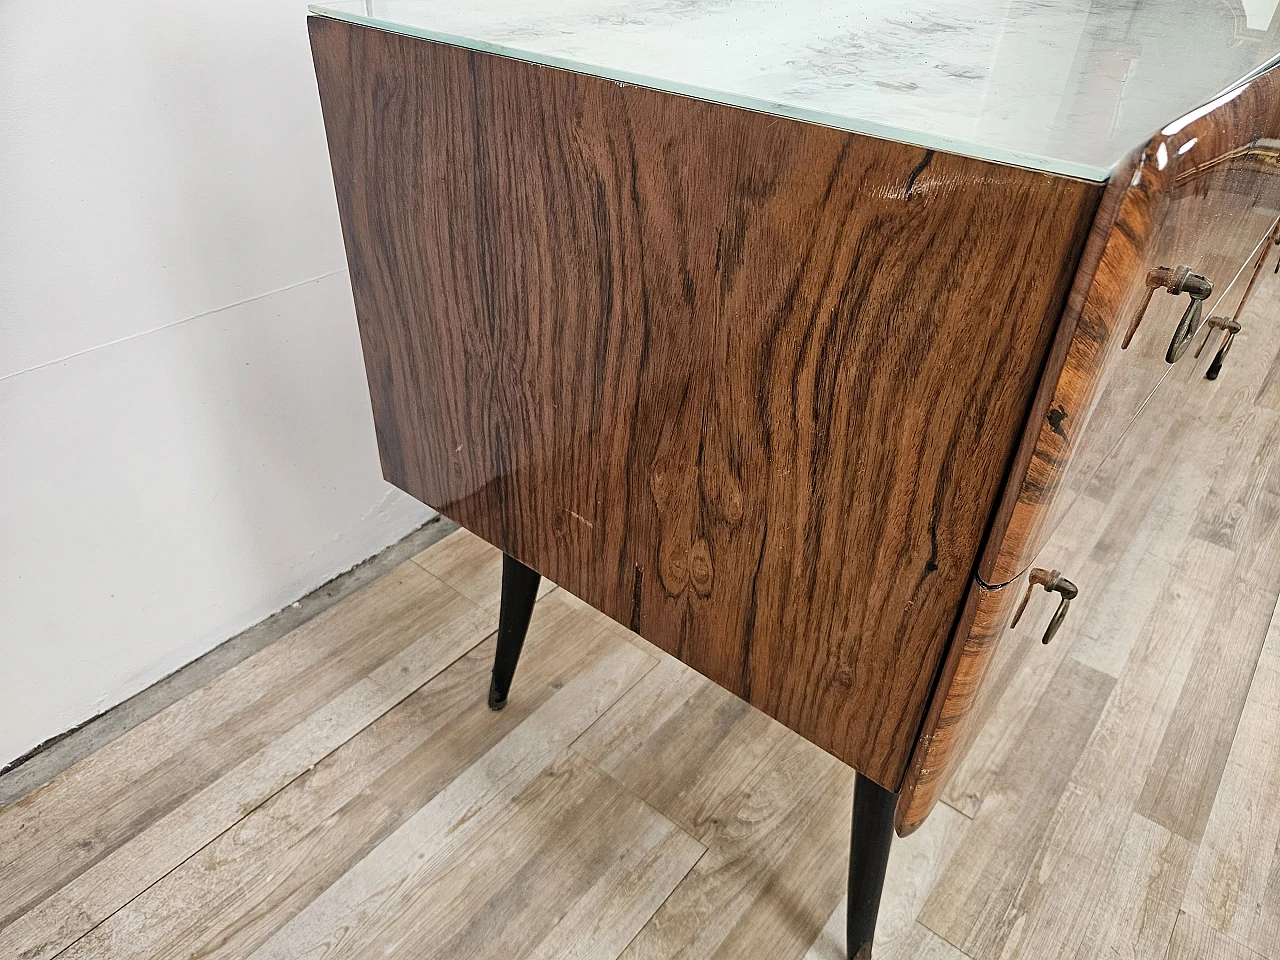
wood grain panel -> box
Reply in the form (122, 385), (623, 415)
(918, 320), (1280, 957)
(309, 16), (1099, 786)
(1166, 913), (1269, 960)
(9, 408), (1280, 960)
(244, 630), (657, 960)
(52, 593), (645, 959)
(412, 526), (557, 616)
(0, 561), (489, 927)
(900, 60), (1280, 830)
(1135, 410), (1280, 841)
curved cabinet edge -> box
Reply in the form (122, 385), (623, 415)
(896, 573), (1025, 835)
(978, 61), (1280, 586)
(974, 149), (1142, 586)
(902, 63), (1280, 833)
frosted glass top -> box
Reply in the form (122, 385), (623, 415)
(308, 0), (1280, 181)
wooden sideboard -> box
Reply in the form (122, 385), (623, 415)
(308, 8), (1280, 955)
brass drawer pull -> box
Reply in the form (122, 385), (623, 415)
(1196, 316), (1242, 380)
(1122, 265), (1213, 362)
(1011, 568), (1079, 645)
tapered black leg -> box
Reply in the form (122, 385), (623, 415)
(848, 772), (897, 959)
(488, 553), (542, 710)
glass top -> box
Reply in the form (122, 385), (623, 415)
(308, 0), (1280, 181)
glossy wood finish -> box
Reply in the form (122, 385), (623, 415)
(899, 61), (1280, 833)
(897, 573), (1028, 834)
(979, 68), (1280, 587)
(309, 17), (1099, 786)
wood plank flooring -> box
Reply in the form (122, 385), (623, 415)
(6, 281), (1280, 958)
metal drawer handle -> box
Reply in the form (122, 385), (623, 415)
(1011, 568), (1079, 645)
(1195, 316), (1241, 380)
(1122, 265), (1213, 363)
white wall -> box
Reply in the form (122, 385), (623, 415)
(0, 0), (434, 766)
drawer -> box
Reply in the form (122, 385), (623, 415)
(900, 79), (1280, 835)
(980, 135), (1280, 587)
(898, 223), (1280, 835)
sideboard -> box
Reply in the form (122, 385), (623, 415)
(306, 3), (1280, 955)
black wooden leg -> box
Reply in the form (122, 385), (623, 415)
(848, 772), (897, 959)
(488, 553), (541, 710)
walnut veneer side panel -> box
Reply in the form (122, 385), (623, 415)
(900, 63), (1280, 832)
(309, 17), (1100, 787)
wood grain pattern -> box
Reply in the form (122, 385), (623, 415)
(251, 752), (698, 960)
(576, 640), (972, 960)
(576, 662), (852, 960)
(804, 803), (968, 960)
(935, 551), (1210, 960)
(245, 627), (657, 960)
(898, 59), (1280, 831)
(309, 16), (1099, 787)
(895, 574), (1029, 834)
(934, 386), (1216, 821)
(1166, 913), (1269, 960)
(52, 590), (659, 960)
(915, 655), (1115, 949)
(0, 561), (486, 925)
(935, 496), (1100, 816)
(1082, 814), (1196, 960)
(935, 268), (1280, 829)
(412, 525), (557, 615)
(897, 413), (1206, 832)
(1136, 412), (1280, 842)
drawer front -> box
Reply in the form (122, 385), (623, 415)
(900, 64), (1280, 834)
(980, 92), (1280, 588)
(897, 466), (1110, 835)
(899, 224), (1280, 835)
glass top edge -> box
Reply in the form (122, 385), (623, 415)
(307, 6), (1117, 181)
(1227, 48), (1280, 94)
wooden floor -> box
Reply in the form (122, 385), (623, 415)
(6, 291), (1280, 960)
